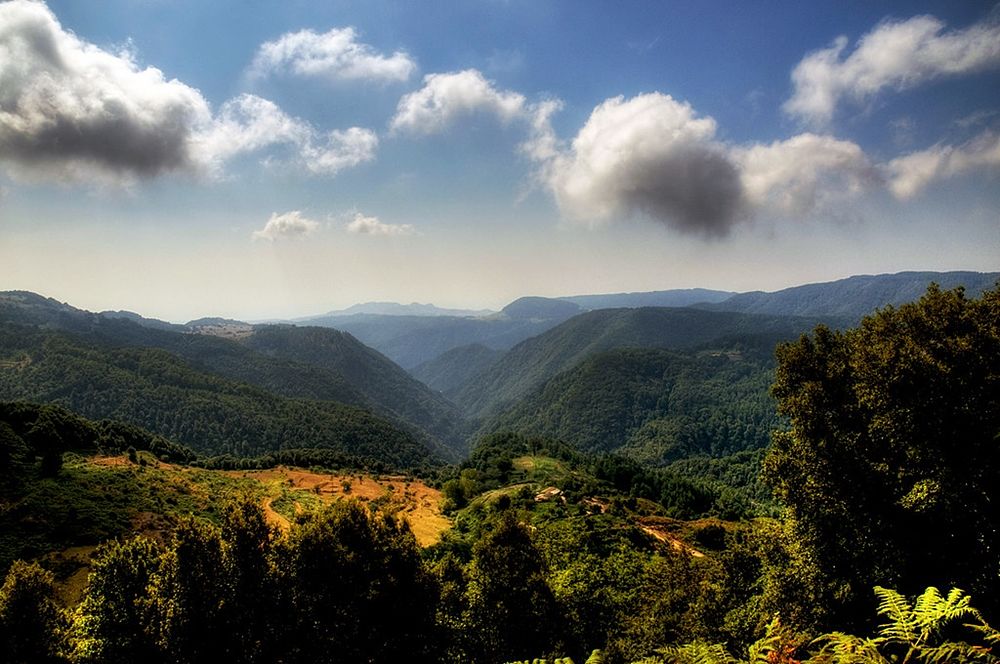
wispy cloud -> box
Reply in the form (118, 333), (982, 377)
(346, 213), (416, 236)
(784, 14), (1000, 125)
(389, 69), (528, 135)
(886, 130), (1000, 199)
(249, 27), (416, 83)
(251, 211), (320, 241)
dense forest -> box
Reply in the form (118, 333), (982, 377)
(0, 280), (998, 663)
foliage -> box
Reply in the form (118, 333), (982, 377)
(0, 560), (67, 663)
(280, 499), (440, 662)
(464, 511), (564, 663)
(70, 537), (162, 664)
(764, 284), (1000, 628)
(812, 586), (1000, 664)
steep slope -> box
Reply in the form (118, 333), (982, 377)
(409, 343), (504, 398)
(704, 271), (999, 320)
(0, 291), (469, 456)
(0, 323), (441, 467)
(243, 325), (470, 453)
(454, 307), (826, 419)
(481, 347), (778, 463)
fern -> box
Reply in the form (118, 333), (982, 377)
(813, 587), (1000, 664)
(657, 641), (740, 664)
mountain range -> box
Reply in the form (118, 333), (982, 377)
(1, 270), (995, 475)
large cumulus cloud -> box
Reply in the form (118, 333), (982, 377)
(0, 1), (376, 185)
(540, 94), (744, 237)
(0, 0), (211, 182)
(532, 93), (877, 237)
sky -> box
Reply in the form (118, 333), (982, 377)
(1, 0), (998, 321)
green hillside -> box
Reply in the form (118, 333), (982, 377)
(409, 343), (503, 397)
(453, 307), (825, 419)
(0, 292), (468, 456)
(241, 325), (470, 454)
(481, 347), (778, 464)
(0, 324), (442, 468)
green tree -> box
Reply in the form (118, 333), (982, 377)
(0, 560), (67, 663)
(146, 517), (227, 664)
(70, 536), (163, 664)
(280, 500), (439, 663)
(465, 512), (563, 663)
(764, 284), (1000, 629)
(219, 493), (281, 663)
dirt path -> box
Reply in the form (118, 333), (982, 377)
(261, 497), (290, 533)
(638, 520), (705, 558)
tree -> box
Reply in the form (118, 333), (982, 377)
(70, 536), (163, 664)
(280, 500), (439, 663)
(146, 517), (228, 664)
(218, 493), (281, 663)
(465, 511), (564, 663)
(764, 284), (1000, 629)
(0, 560), (67, 663)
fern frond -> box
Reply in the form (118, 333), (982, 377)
(968, 620), (1000, 646)
(748, 616), (800, 664)
(874, 585), (918, 646)
(811, 632), (889, 664)
(657, 641), (739, 664)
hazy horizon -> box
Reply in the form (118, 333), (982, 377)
(2, 1), (998, 321)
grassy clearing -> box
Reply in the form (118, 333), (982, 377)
(1, 455), (452, 605)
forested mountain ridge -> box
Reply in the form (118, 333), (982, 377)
(299, 309), (580, 369)
(0, 291), (469, 456)
(703, 270), (1000, 320)
(452, 306), (828, 420)
(558, 287), (734, 310)
(480, 347), (778, 465)
(243, 325), (470, 453)
(0, 323), (443, 467)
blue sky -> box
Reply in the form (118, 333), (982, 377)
(1, 0), (998, 320)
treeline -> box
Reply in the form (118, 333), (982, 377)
(0, 402), (436, 484)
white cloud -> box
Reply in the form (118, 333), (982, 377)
(250, 27), (415, 83)
(390, 69), (528, 135)
(251, 211), (320, 241)
(785, 14), (1000, 125)
(538, 93), (745, 237)
(300, 127), (378, 175)
(346, 213), (415, 236)
(192, 94), (310, 172)
(193, 94), (377, 177)
(531, 93), (879, 236)
(733, 133), (878, 217)
(0, 0), (211, 183)
(886, 131), (1000, 199)
(0, 3), (376, 185)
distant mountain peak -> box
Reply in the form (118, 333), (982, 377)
(500, 296), (584, 321)
(308, 301), (495, 318)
